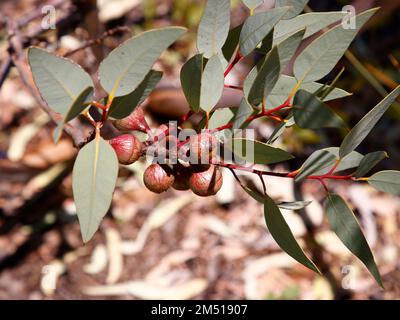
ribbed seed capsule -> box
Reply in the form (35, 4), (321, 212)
(109, 134), (142, 165)
(189, 165), (223, 197)
(113, 107), (150, 133)
(143, 164), (175, 193)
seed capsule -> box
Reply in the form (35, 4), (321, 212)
(109, 134), (142, 165)
(113, 107), (150, 133)
(189, 132), (218, 163)
(143, 164), (175, 193)
(189, 165), (223, 197)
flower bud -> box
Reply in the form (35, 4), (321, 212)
(109, 134), (142, 165)
(143, 164), (174, 193)
(113, 107), (150, 133)
(189, 165), (223, 197)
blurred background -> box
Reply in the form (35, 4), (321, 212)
(0, 0), (399, 300)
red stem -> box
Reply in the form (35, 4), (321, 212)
(224, 51), (243, 77)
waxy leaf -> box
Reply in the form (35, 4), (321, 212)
(28, 47), (93, 115)
(180, 54), (204, 112)
(99, 27), (185, 99)
(233, 98), (254, 129)
(229, 138), (294, 165)
(197, 0), (230, 58)
(295, 148), (337, 182)
(312, 148), (363, 176)
(266, 75), (351, 108)
(324, 193), (382, 287)
(293, 89), (345, 129)
(294, 8), (378, 83)
(222, 24), (243, 62)
(267, 114), (295, 144)
(277, 200), (312, 210)
(72, 136), (119, 242)
(368, 171), (400, 196)
(339, 85), (400, 158)
(54, 86), (94, 143)
(242, 0), (264, 11)
(277, 28), (305, 71)
(355, 151), (388, 178)
(108, 70), (162, 119)
(207, 108), (235, 129)
(248, 47), (281, 105)
(239, 7), (289, 56)
(199, 55), (224, 112)
(264, 194), (320, 273)
(274, 12), (346, 43)
(275, 0), (309, 19)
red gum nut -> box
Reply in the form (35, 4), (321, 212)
(189, 132), (218, 162)
(172, 164), (191, 191)
(109, 134), (142, 165)
(143, 164), (175, 193)
(113, 107), (150, 133)
(189, 165), (223, 197)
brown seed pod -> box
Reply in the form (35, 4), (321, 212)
(189, 165), (223, 197)
(189, 132), (218, 163)
(172, 164), (192, 191)
(113, 107), (150, 133)
(109, 134), (142, 165)
(143, 164), (175, 193)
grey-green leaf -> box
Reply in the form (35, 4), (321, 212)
(200, 55), (224, 112)
(355, 151), (388, 178)
(248, 47), (281, 105)
(233, 98), (254, 129)
(264, 194), (320, 273)
(239, 7), (290, 56)
(293, 89), (345, 129)
(295, 148), (337, 182)
(339, 85), (400, 158)
(267, 114), (295, 144)
(99, 27), (186, 98)
(208, 108), (235, 129)
(275, 0), (309, 19)
(229, 138), (294, 165)
(293, 8), (378, 83)
(108, 70), (162, 119)
(324, 193), (382, 287)
(273, 12), (346, 43)
(54, 86), (93, 143)
(368, 171), (400, 196)
(180, 54), (204, 112)
(197, 0), (230, 58)
(222, 24), (243, 62)
(266, 75), (351, 108)
(242, 0), (264, 10)
(277, 200), (312, 210)
(28, 47), (94, 115)
(311, 148), (363, 176)
(72, 136), (119, 242)
(277, 28), (305, 71)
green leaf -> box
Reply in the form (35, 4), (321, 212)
(295, 148), (337, 182)
(207, 108), (234, 129)
(53, 86), (93, 143)
(108, 70), (162, 119)
(99, 27), (185, 99)
(222, 24), (243, 62)
(233, 98), (254, 129)
(312, 148), (363, 176)
(242, 0), (264, 11)
(239, 7), (290, 56)
(293, 90), (345, 129)
(229, 138), (294, 165)
(72, 136), (119, 243)
(368, 171), (400, 196)
(355, 151), (388, 178)
(180, 54), (204, 112)
(264, 194), (320, 273)
(200, 55), (224, 112)
(28, 47), (93, 115)
(266, 75), (351, 109)
(254, 29), (274, 56)
(197, 0), (230, 58)
(293, 8), (378, 83)
(277, 200), (312, 210)
(248, 47), (281, 105)
(267, 114), (295, 144)
(277, 28), (305, 71)
(275, 0), (309, 19)
(339, 85), (400, 158)
(273, 12), (346, 43)
(324, 193), (382, 287)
